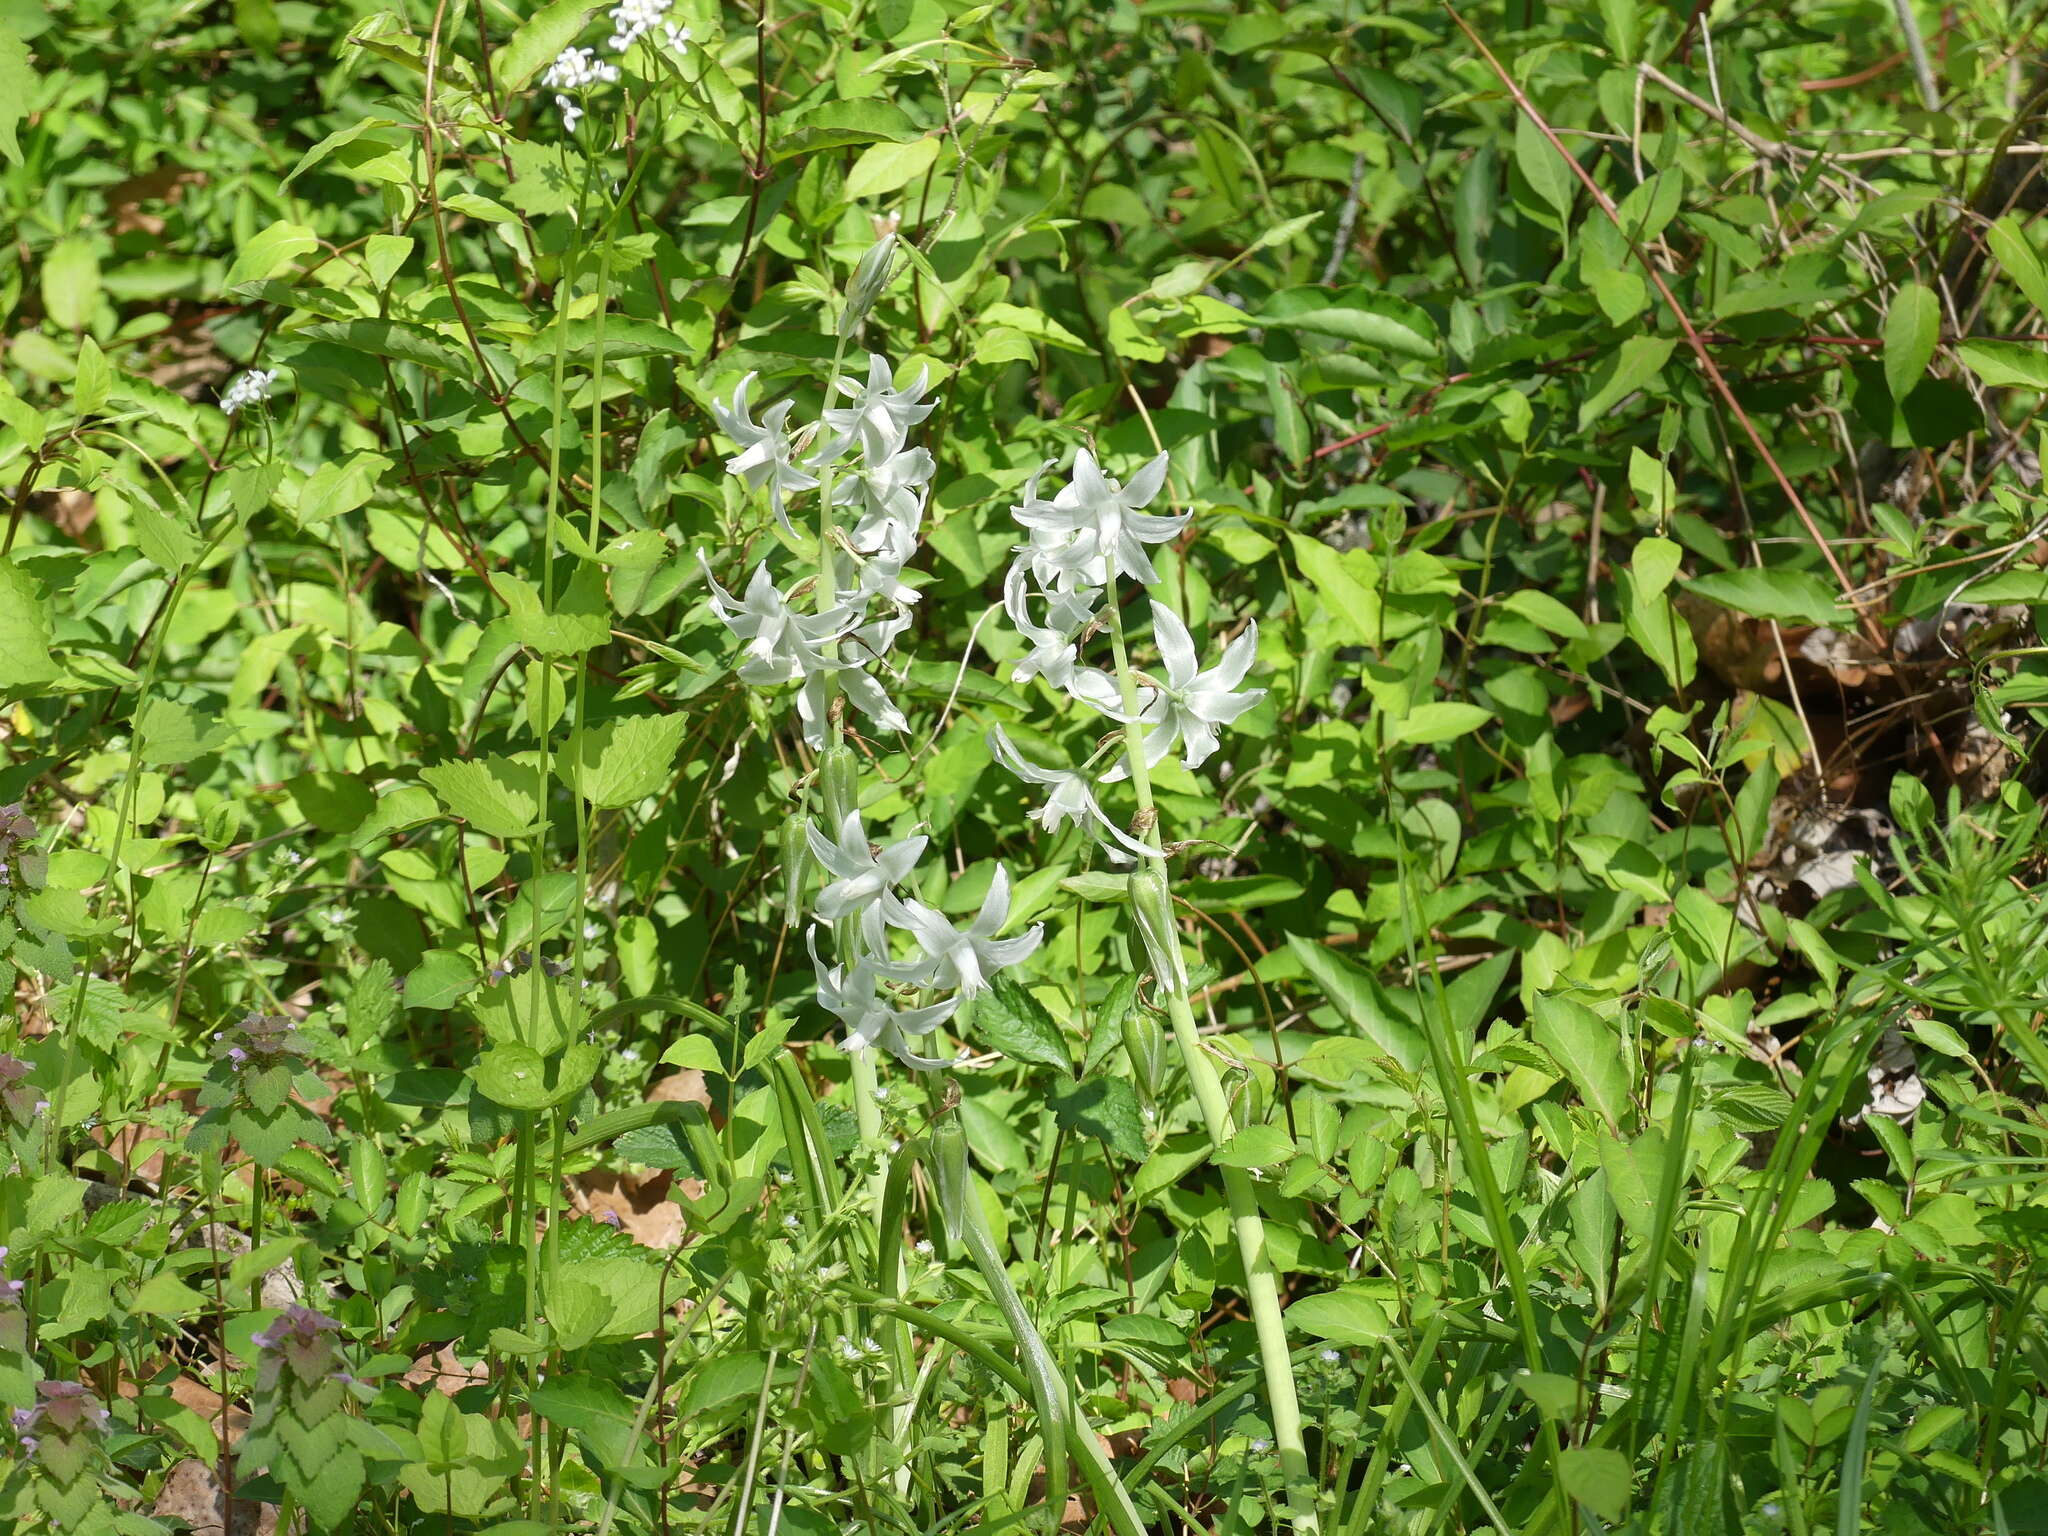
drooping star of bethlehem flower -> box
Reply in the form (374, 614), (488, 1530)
(875, 865), (1043, 996)
(1100, 603), (1264, 778)
(1011, 449), (1186, 592)
(1002, 563), (1098, 691)
(821, 354), (936, 463)
(810, 933), (960, 1069)
(711, 373), (819, 536)
(987, 725), (1154, 862)
(806, 811), (927, 922)
(697, 556), (907, 746)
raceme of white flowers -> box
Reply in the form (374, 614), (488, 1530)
(219, 368), (277, 416)
(700, 351), (1040, 1069)
(538, 0), (689, 131)
(699, 345), (1263, 1073)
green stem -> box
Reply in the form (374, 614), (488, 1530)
(1099, 593), (1319, 1536)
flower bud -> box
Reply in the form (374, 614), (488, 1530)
(1127, 866), (1187, 993)
(840, 231), (898, 338)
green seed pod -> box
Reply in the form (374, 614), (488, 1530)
(1118, 995), (1166, 1104)
(817, 743), (860, 828)
(780, 810), (814, 930)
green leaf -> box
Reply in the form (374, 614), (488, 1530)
(421, 757), (545, 840)
(1631, 534), (1683, 599)
(1514, 112), (1575, 225)
(1257, 289), (1437, 359)
(1213, 1123), (1293, 1169)
(970, 976), (1071, 1071)
(1388, 701), (1492, 746)
(0, 556), (59, 692)
(1955, 339), (2048, 390)
(843, 136), (941, 200)
(1683, 568), (1847, 627)
(1286, 1286), (1392, 1346)
(1287, 937), (1426, 1073)
(771, 99), (919, 160)
(1046, 1076), (1148, 1162)
(1882, 282), (1941, 401)
(0, 27), (32, 166)
(1578, 336), (1675, 430)
(225, 220), (318, 292)
(563, 713), (689, 809)
(405, 949), (480, 1010)
(471, 1041), (600, 1109)
(41, 237), (101, 332)
(1986, 215), (2048, 318)
(1558, 1446), (1632, 1523)
(1501, 588), (1589, 639)
(1531, 994), (1631, 1130)
(496, 0), (600, 91)
(1290, 535), (1383, 645)
(531, 1378), (641, 1469)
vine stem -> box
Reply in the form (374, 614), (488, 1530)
(1099, 591), (1320, 1536)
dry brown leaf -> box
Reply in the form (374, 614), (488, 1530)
(402, 1344), (490, 1397)
(574, 1170), (686, 1250)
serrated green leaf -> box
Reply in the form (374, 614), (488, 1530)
(564, 712), (689, 809)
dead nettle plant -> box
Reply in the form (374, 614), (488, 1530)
(694, 232), (1316, 1535)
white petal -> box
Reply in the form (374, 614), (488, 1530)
(1149, 602), (1199, 688)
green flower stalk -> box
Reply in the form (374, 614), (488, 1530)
(993, 449), (1321, 1536)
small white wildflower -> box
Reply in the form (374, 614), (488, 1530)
(1099, 604), (1264, 780)
(1319, 1348), (1341, 1363)
(871, 1085), (890, 1104)
(782, 1213), (801, 1232)
(711, 373), (819, 535)
(605, 0), (670, 51)
(540, 45), (619, 131)
(220, 368), (277, 415)
(810, 931), (960, 1069)
(1011, 449), (1184, 592)
(861, 1336), (882, 1356)
(986, 724), (1151, 862)
(914, 1239), (934, 1257)
(820, 354), (935, 464)
(1002, 563), (1098, 690)
(837, 1334), (862, 1361)
(876, 865), (1044, 997)
(1249, 1438), (1272, 1454)
(805, 811), (926, 923)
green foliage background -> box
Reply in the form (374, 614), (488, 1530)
(3, 0), (2048, 1531)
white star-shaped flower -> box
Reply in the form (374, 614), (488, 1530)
(822, 354), (935, 463)
(810, 932), (959, 1070)
(1102, 603), (1264, 778)
(1011, 449), (1185, 591)
(1002, 563), (1098, 690)
(805, 811), (926, 922)
(987, 726), (1152, 861)
(711, 373), (818, 534)
(876, 866), (1042, 996)
(698, 555), (843, 685)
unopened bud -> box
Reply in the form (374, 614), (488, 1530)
(840, 231), (898, 337)
(1127, 867), (1187, 993)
